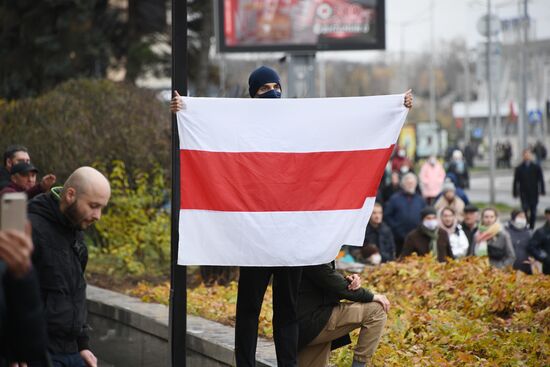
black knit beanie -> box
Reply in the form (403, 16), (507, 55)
(248, 66), (281, 97)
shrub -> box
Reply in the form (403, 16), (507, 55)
(0, 79), (170, 181)
(89, 160), (170, 276)
(129, 256), (550, 366)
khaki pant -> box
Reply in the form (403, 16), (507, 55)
(298, 302), (387, 367)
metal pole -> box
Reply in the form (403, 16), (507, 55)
(487, 0), (496, 204)
(429, 0), (436, 126)
(288, 53), (316, 98)
(170, 0), (187, 365)
(518, 0), (528, 151)
(319, 57), (326, 98)
(464, 48), (471, 144)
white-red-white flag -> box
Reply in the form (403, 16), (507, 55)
(176, 95), (408, 266)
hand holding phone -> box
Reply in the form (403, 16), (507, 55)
(1, 192), (27, 232)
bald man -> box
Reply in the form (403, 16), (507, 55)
(28, 167), (110, 367)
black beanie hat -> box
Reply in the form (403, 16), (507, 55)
(420, 206), (437, 219)
(248, 66), (281, 97)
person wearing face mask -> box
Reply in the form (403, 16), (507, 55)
(171, 66), (300, 367)
(438, 207), (469, 258)
(418, 155), (446, 205)
(390, 146), (412, 174)
(446, 150), (469, 189)
(170, 66), (414, 367)
(504, 210), (532, 274)
(400, 207), (453, 262)
(472, 208), (515, 269)
(384, 173), (426, 256)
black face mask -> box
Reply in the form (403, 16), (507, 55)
(257, 89), (281, 99)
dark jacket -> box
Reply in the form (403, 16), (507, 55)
(463, 223), (479, 253)
(528, 222), (550, 274)
(364, 222), (396, 262)
(0, 167), (9, 190)
(513, 161), (545, 204)
(0, 264), (48, 365)
(28, 191), (90, 354)
(505, 222), (532, 274)
(0, 181), (44, 199)
(384, 192), (426, 241)
(447, 161), (469, 189)
(400, 227), (453, 262)
(297, 263), (374, 350)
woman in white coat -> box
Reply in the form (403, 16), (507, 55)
(439, 206), (470, 258)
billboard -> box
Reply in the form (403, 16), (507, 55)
(216, 0), (385, 52)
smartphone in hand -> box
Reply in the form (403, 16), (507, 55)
(0, 192), (27, 232)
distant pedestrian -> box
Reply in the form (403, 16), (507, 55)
(434, 181), (465, 222)
(504, 210), (532, 274)
(0, 145), (30, 189)
(527, 207), (550, 275)
(380, 171), (401, 204)
(0, 162), (56, 199)
(532, 140), (547, 165)
(400, 206), (453, 262)
(447, 150), (469, 189)
(418, 155), (446, 205)
(362, 202), (396, 263)
(438, 207), (469, 258)
(384, 173), (426, 256)
(513, 149), (545, 229)
(462, 204), (479, 249)
(472, 208), (515, 269)
(391, 146), (412, 174)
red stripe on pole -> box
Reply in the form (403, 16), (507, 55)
(180, 146), (393, 212)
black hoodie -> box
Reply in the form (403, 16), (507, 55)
(28, 189), (89, 354)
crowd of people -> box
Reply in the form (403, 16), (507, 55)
(1, 144), (110, 367)
(2, 63), (549, 367)
(340, 144), (550, 277)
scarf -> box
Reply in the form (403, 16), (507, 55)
(474, 222), (501, 257)
(420, 225), (439, 259)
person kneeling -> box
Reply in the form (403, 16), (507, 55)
(297, 262), (389, 367)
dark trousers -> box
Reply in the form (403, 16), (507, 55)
(235, 266), (302, 367)
(28, 352), (84, 367)
(521, 199), (538, 230)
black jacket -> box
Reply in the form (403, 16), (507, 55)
(364, 222), (396, 262)
(0, 167), (9, 190)
(297, 263), (374, 350)
(0, 264), (48, 365)
(28, 191), (90, 354)
(513, 162), (545, 204)
(505, 222), (532, 274)
(528, 222), (550, 274)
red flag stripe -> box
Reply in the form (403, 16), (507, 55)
(180, 146), (393, 212)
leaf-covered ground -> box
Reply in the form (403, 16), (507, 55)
(129, 256), (550, 366)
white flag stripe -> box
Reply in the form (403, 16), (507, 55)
(178, 198), (375, 266)
(177, 95), (407, 153)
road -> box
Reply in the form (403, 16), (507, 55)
(466, 164), (550, 223)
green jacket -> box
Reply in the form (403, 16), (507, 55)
(297, 262), (374, 350)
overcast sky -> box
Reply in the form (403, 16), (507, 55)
(320, 0), (550, 59)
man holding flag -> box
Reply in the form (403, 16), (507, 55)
(171, 66), (412, 366)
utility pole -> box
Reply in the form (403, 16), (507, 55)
(518, 0), (529, 152)
(429, 0), (436, 126)
(170, 0), (187, 365)
(464, 48), (471, 144)
(487, 0), (496, 204)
